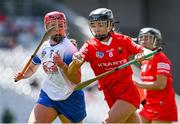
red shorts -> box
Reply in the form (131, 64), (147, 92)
(140, 100), (178, 121)
(103, 78), (140, 109)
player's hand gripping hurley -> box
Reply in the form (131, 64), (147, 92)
(74, 48), (162, 90)
(14, 27), (55, 82)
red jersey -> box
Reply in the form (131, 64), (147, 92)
(79, 32), (142, 90)
(140, 51), (177, 121)
(140, 52), (176, 104)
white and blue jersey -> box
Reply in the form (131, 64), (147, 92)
(32, 37), (86, 122)
(33, 37), (77, 100)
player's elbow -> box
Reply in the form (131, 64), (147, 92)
(75, 72), (81, 84)
(155, 82), (166, 90)
(158, 84), (166, 90)
(70, 76), (81, 84)
(73, 78), (81, 84)
(69, 71), (81, 84)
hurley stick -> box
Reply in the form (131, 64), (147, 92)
(15, 27), (54, 82)
(74, 48), (162, 90)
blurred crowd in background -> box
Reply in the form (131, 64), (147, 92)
(0, 12), (43, 49)
(0, 0), (180, 123)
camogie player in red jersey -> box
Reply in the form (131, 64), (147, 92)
(135, 27), (178, 123)
(68, 8), (148, 123)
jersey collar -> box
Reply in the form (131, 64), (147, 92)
(100, 37), (112, 46)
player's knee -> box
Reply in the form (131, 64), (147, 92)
(103, 114), (127, 123)
(126, 112), (142, 123)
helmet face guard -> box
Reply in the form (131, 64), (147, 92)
(138, 33), (155, 49)
(44, 11), (67, 37)
(89, 8), (114, 40)
(138, 28), (162, 49)
(89, 20), (112, 40)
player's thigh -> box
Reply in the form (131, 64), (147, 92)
(152, 120), (171, 123)
(104, 100), (137, 123)
(140, 115), (151, 123)
(58, 115), (83, 124)
(28, 103), (58, 123)
(126, 111), (141, 123)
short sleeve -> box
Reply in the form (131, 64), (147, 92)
(63, 43), (78, 65)
(32, 44), (45, 65)
(156, 61), (171, 77)
(155, 53), (172, 77)
(32, 55), (41, 65)
(78, 42), (90, 62)
(126, 36), (143, 55)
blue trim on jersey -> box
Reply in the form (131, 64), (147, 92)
(32, 55), (41, 65)
(37, 90), (86, 123)
(62, 38), (78, 65)
(63, 52), (73, 65)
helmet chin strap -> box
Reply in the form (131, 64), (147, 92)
(95, 33), (110, 41)
(51, 34), (65, 43)
(153, 37), (160, 49)
(89, 20), (113, 41)
(95, 35), (108, 41)
(93, 26), (112, 41)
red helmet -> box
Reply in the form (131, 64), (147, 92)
(44, 11), (67, 36)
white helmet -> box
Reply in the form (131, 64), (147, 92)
(138, 27), (163, 49)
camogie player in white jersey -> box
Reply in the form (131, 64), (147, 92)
(14, 11), (86, 123)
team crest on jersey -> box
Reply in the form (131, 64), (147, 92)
(118, 47), (123, 53)
(96, 51), (104, 58)
(41, 50), (47, 58)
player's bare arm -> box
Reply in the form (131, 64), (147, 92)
(67, 52), (84, 80)
(135, 74), (167, 90)
(52, 52), (81, 84)
(14, 62), (39, 81)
